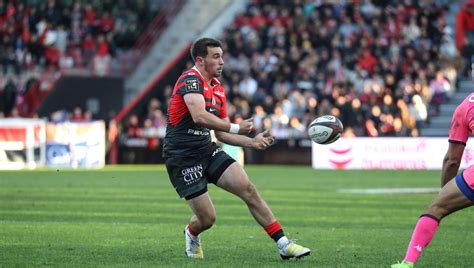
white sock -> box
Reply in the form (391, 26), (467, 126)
(276, 236), (289, 248)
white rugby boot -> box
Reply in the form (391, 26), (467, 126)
(277, 237), (311, 260)
(184, 225), (203, 259)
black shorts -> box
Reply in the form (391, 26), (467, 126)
(165, 143), (236, 200)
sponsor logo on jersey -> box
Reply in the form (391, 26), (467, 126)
(187, 129), (210, 136)
(185, 78), (199, 91)
(212, 147), (223, 157)
(181, 164), (203, 184)
(214, 90), (225, 97)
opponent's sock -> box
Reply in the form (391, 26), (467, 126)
(403, 214), (440, 263)
(187, 224), (199, 237)
(264, 220), (285, 242)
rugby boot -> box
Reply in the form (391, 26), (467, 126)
(184, 225), (203, 258)
(278, 239), (311, 260)
(391, 261), (414, 268)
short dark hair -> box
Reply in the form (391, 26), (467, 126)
(190, 38), (222, 62)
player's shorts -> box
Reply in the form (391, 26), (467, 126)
(165, 143), (236, 200)
(455, 165), (474, 203)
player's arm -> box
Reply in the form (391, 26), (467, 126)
(184, 93), (252, 134)
(441, 103), (472, 187)
(441, 142), (465, 187)
(215, 118), (275, 150)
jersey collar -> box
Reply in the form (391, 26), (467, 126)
(191, 66), (221, 87)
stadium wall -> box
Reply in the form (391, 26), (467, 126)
(37, 76), (123, 121)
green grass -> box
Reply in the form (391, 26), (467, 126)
(1, 166), (473, 267)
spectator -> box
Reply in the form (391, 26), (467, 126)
(98, 11), (114, 34)
(70, 106), (85, 121)
(459, 1), (474, 45)
(124, 114), (142, 138)
(2, 76), (16, 116)
(429, 72), (451, 116)
(460, 38), (474, 76)
(408, 94), (428, 129)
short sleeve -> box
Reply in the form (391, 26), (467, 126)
(468, 107), (474, 135)
(176, 75), (203, 96)
(448, 105), (469, 144)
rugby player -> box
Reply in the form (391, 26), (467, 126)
(392, 61), (474, 268)
(163, 37), (310, 260)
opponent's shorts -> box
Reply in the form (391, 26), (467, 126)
(455, 165), (474, 203)
(165, 143), (236, 200)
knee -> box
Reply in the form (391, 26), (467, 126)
(243, 180), (255, 195)
(198, 213), (216, 230)
(242, 182), (259, 201)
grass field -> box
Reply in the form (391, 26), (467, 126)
(1, 165), (474, 267)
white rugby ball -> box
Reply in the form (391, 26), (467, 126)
(307, 115), (343, 144)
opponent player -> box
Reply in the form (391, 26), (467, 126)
(391, 62), (474, 268)
(163, 37), (310, 260)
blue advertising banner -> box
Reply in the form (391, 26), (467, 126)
(46, 121), (105, 169)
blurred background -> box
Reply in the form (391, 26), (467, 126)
(1, 0), (474, 169)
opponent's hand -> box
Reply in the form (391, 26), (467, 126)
(252, 129), (275, 150)
(238, 118), (254, 135)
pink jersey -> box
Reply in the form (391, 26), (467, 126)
(448, 92), (474, 144)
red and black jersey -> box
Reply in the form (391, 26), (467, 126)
(163, 67), (227, 158)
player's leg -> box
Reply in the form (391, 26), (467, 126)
(216, 162), (275, 227)
(186, 192), (216, 234)
(182, 192), (216, 258)
(208, 153), (310, 259)
(392, 171), (474, 268)
(165, 157), (215, 259)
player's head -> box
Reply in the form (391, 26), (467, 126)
(191, 38), (224, 78)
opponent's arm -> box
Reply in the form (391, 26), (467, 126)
(215, 118), (275, 150)
(440, 142), (465, 187)
(184, 93), (252, 134)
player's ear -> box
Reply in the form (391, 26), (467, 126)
(195, 56), (205, 65)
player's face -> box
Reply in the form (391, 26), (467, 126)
(203, 46), (224, 78)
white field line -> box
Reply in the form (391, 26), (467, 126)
(338, 188), (440, 194)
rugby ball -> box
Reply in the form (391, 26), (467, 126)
(307, 115), (343, 144)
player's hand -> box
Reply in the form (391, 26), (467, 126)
(252, 129), (276, 150)
(238, 118), (254, 135)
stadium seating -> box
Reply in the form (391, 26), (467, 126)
(0, 0), (159, 119)
(214, 0), (458, 138)
(1, 1), (463, 142)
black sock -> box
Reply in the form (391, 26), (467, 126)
(271, 229), (284, 242)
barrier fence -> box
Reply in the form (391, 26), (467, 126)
(1, 119), (466, 170)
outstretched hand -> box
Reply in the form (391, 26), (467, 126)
(238, 117), (254, 135)
(252, 129), (276, 150)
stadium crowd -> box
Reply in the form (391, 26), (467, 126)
(212, 0), (459, 138)
(125, 0), (463, 141)
(0, 0), (153, 118)
(1, 0), (470, 141)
